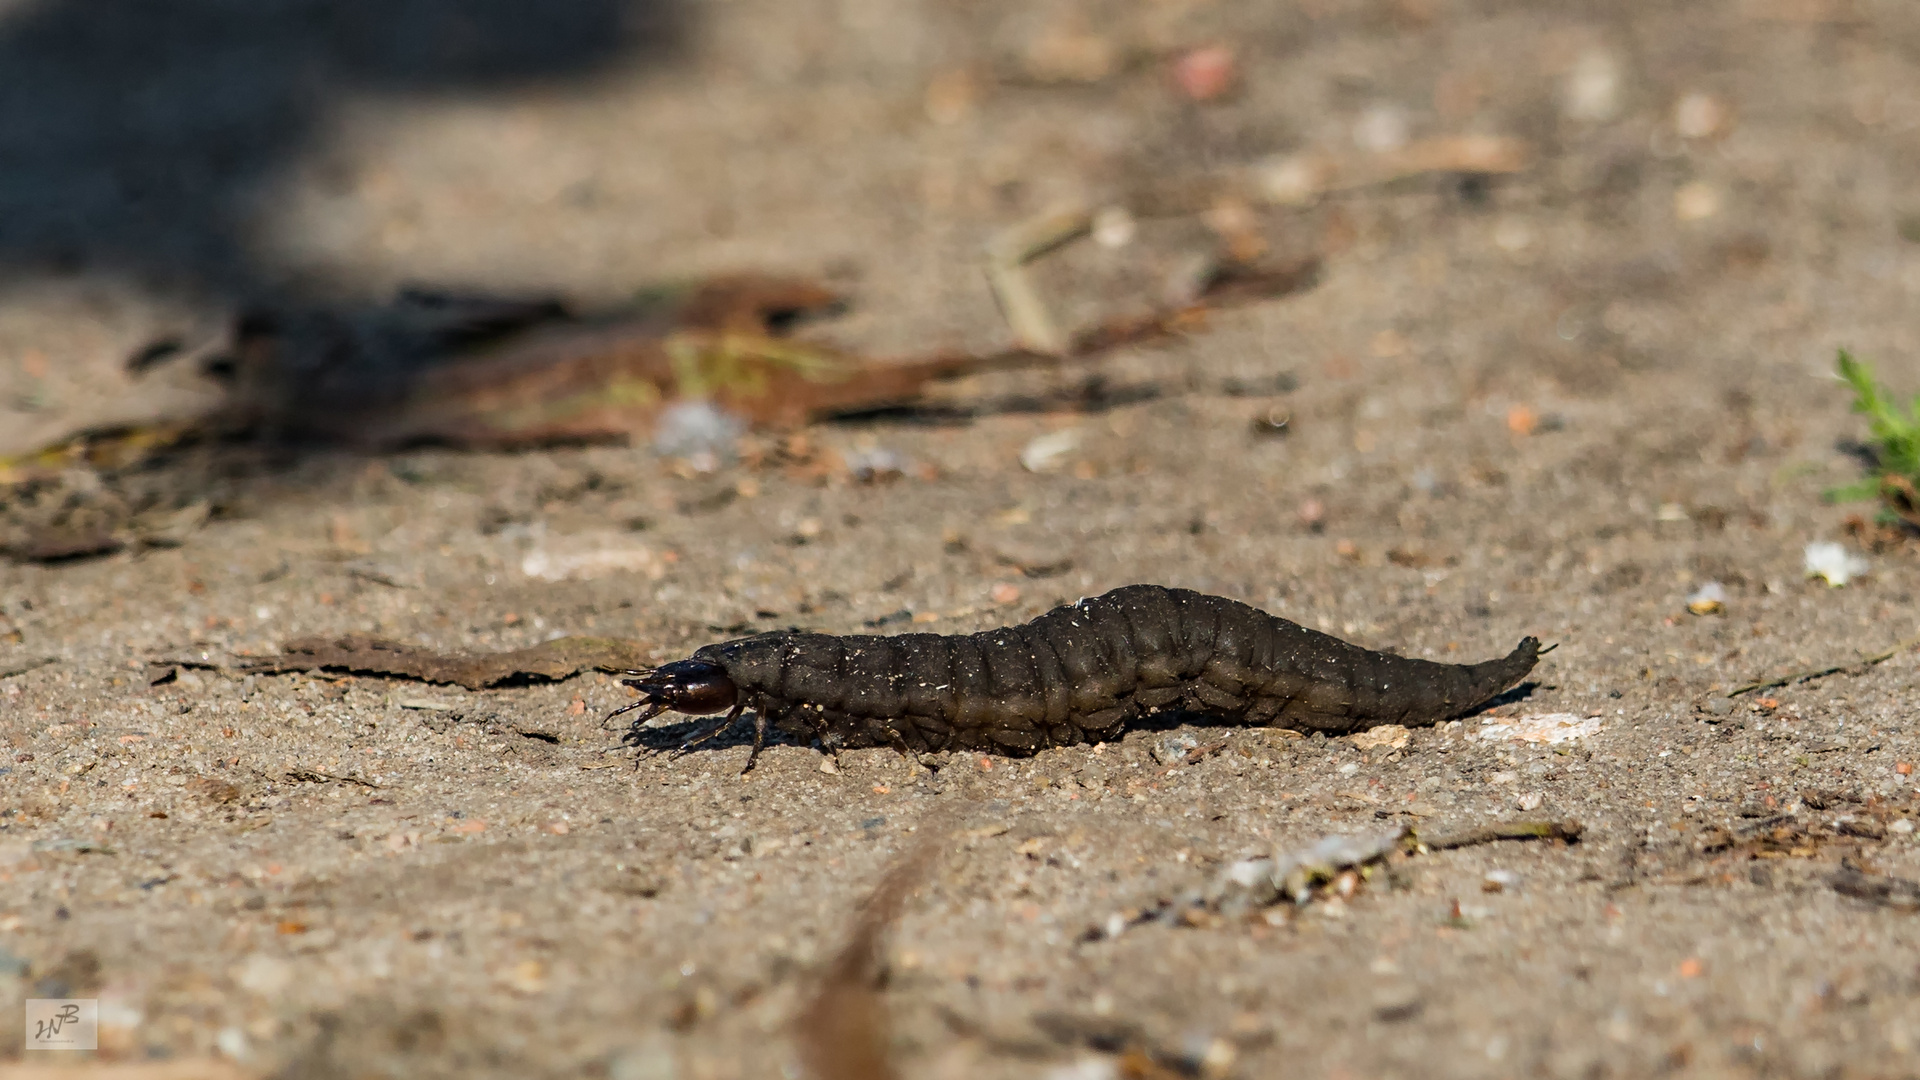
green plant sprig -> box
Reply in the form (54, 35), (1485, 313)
(1828, 349), (1920, 513)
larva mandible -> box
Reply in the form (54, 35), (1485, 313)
(605, 584), (1542, 771)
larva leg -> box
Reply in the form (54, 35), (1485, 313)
(669, 701), (747, 761)
(614, 701), (671, 769)
(878, 725), (940, 774)
(742, 706), (772, 775)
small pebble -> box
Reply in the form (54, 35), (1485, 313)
(1353, 104), (1410, 153)
(1020, 429), (1080, 472)
(1562, 48), (1622, 122)
(1045, 1057), (1119, 1080)
(1297, 498), (1327, 531)
(1674, 181), (1723, 222)
(1674, 91), (1733, 139)
(1091, 206), (1136, 248)
(1171, 45), (1237, 103)
(1254, 152), (1331, 207)
(1482, 869), (1521, 893)
(1153, 733), (1201, 766)
(1493, 218), (1535, 253)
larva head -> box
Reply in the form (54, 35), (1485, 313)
(621, 659), (738, 715)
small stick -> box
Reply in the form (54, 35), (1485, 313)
(283, 768), (381, 789)
(1417, 820), (1583, 851)
(1729, 632), (1920, 697)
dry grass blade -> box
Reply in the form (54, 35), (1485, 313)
(983, 206), (1093, 355)
(1418, 820), (1584, 851)
(793, 834), (944, 1080)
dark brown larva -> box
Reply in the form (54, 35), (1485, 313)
(605, 584), (1541, 770)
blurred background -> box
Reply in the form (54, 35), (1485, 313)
(0, 0), (1915, 458)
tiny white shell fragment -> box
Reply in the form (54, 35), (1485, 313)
(1020, 429), (1080, 472)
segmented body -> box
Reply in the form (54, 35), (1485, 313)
(679, 585), (1539, 756)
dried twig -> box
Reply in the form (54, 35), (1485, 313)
(284, 769), (381, 789)
(1729, 632), (1920, 697)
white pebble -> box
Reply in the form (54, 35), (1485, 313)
(1563, 49), (1623, 122)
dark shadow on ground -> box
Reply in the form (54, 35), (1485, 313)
(1471, 681), (1545, 714)
(0, 0), (687, 301)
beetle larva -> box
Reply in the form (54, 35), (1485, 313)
(605, 584), (1541, 771)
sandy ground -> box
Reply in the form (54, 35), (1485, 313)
(6, 1), (1920, 1077)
